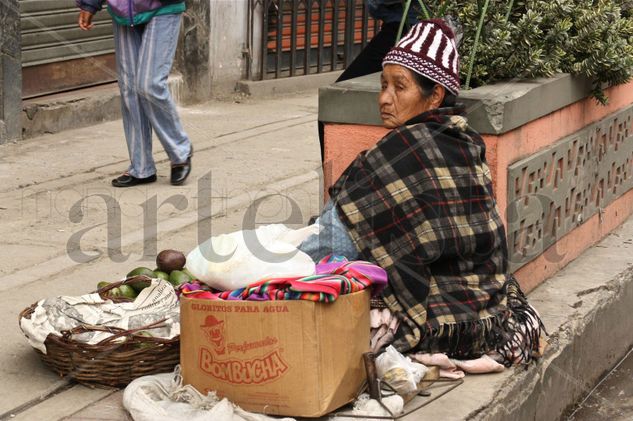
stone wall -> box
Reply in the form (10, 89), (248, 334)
(208, 0), (249, 96)
(0, 0), (22, 144)
(174, 0), (212, 104)
(174, 0), (249, 102)
(319, 73), (633, 292)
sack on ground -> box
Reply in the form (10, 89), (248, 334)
(122, 366), (295, 421)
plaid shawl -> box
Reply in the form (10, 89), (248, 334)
(330, 107), (541, 361)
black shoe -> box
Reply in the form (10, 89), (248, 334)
(111, 173), (157, 188)
(171, 156), (191, 185)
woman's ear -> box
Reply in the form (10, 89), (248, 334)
(431, 85), (446, 108)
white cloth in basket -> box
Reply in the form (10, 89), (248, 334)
(20, 279), (179, 354)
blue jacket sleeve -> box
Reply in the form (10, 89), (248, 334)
(76, 0), (105, 14)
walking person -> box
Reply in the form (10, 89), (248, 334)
(77, 0), (193, 187)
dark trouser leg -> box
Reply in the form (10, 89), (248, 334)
(336, 21), (400, 83)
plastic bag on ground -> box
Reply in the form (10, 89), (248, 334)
(375, 345), (428, 395)
(186, 224), (318, 291)
(122, 366), (295, 421)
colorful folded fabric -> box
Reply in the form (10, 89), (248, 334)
(180, 255), (388, 303)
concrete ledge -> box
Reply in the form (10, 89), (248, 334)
(21, 74), (186, 140)
(238, 71), (343, 98)
(460, 74), (593, 135)
(318, 72), (381, 126)
(22, 84), (122, 140)
(399, 216), (633, 420)
(319, 72), (594, 135)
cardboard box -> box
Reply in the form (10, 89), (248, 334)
(180, 290), (370, 417)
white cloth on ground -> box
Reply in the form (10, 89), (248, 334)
(409, 353), (505, 378)
(452, 354), (505, 374)
(370, 306), (507, 377)
(123, 366), (295, 421)
(334, 393), (404, 421)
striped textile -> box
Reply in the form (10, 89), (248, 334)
(329, 107), (544, 363)
(180, 256), (387, 303)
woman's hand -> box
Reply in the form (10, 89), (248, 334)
(78, 10), (95, 31)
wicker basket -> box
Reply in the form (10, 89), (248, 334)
(19, 276), (180, 387)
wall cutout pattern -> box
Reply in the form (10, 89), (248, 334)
(507, 106), (633, 271)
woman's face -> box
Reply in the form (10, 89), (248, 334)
(378, 64), (438, 129)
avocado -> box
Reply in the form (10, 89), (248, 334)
(97, 281), (111, 290)
(126, 267), (155, 278)
(118, 284), (138, 299)
(126, 267), (155, 292)
(168, 270), (192, 287)
(182, 268), (196, 280)
(156, 250), (186, 273)
(153, 270), (170, 282)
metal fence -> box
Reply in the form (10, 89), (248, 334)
(247, 0), (379, 80)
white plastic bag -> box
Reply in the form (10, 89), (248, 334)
(122, 366), (295, 421)
(186, 224), (318, 291)
(375, 346), (427, 395)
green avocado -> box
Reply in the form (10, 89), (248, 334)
(97, 281), (110, 290)
(126, 267), (155, 292)
(118, 284), (138, 299)
(153, 270), (170, 282)
(168, 270), (192, 287)
(126, 267), (155, 278)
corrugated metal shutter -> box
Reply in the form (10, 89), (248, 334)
(20, 0), (117, 98)
(20, 0), (114, 67)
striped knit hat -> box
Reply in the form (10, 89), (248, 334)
(383, 19), (460, 95)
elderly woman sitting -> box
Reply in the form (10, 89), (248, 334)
(299, 19), (543, 366)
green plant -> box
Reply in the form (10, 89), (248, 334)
(412, 0), (633, 103)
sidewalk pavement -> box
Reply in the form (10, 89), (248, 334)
(0, 91), (323, 420)
(3, 88), (633, 421)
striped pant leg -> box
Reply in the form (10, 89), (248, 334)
(136, 13), (191, 166)
(113, 23), (156, 178)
